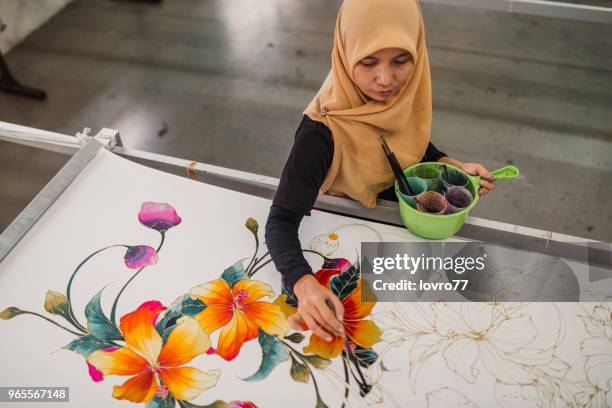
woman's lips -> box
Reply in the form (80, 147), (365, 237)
(375, 90), (392, 97)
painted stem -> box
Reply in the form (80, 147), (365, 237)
(341, 356), (350, 408)
(301, 249), (329, 261)
(248, 258), (273, 277)
(22, 311), (83, 336)
(66, 244), (127, 332)
(281, 339), (306, 358)
(343, 348), (369, 393)
(348, 353), (371, 396)
(249, 251), (270, 272)
(281, 340), (327, 405)
(245, 234), (260, 275)
(351, 355), (368, 386)
(310, 367), (325, 406)
(110, 232), (165, 324)
(249, 249), (325, 278)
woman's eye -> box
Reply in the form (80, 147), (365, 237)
(395, 58), (410, 65)
(360, 61), (377, 67)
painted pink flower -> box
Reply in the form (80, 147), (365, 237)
(87, 361), (104, 382)
(138, 202), (182, 232)
(123, 245), (159, 269)
(227, 401), (258, 408)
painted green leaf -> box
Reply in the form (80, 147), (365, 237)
(353, 345), (378, 368)
(156, 294), (186, 332)
(146, 394), (176, 408)
(281, 280), (298, 308)
(290, 354), (310, 383)
(302, 354), (331, 369)
(285, 332), (305, 343)
(64, 334), (117, 357)
(243, 330), (290, 382)
(221, 261), (248, 287)
(156, 294), (206, 342)
(85, 289), (123, 341)
(156, 295), (186, 342)
(329, 260), (360, 300)
(315, 396), (329, 408)
(180, 400), (228, 408)
(182, 296), (206, 317)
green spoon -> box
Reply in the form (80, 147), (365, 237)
(490, 165), (520, 180)
(469, 165), (519, 189)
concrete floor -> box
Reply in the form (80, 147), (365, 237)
(0, 0), (611, 240)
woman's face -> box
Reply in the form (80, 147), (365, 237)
(352, 47), (414, 102)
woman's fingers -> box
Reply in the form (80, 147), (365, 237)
(479, 168), (495, 181)
(301, 311), (334, 341)
(315, 298), (344, 335)
(327, 293), (344, 321)
(479, 179), (495, 191)
(288, 313), (306, 331)
(306, 298), (342, 336)
(461, 163), (496, 181)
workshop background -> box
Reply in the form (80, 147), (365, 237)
(0, 0), (610, 241)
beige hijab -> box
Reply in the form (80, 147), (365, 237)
(305, 0), (432, 208)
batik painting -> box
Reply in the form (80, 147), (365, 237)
(1, 149), (610, 407)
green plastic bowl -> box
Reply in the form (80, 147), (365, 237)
(395, 162), (479, 240)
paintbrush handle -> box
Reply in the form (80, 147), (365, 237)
(379, 135), (414, 196)
(387, 152), (414, 196)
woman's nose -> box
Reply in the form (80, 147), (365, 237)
(375, 68), (393, 87)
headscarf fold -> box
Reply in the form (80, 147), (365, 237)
(305, 0), (432, 208)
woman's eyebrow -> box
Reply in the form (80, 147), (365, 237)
(394, 52), (412, 59)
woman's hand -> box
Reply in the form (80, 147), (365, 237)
(438, 157), (496, 196)
(460, 162), (496, 196)
(290, 274), (344, 342)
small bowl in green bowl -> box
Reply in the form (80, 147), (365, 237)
(395, 162), (479, 240)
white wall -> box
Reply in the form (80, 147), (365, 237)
(0, 0), (73, 53)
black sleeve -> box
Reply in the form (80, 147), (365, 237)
(421, 141), (447, 162)
(265, 116), (334, 289)
(272, 116), (334, 216)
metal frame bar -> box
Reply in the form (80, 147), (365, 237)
(0, 138), (104, 262)
(421, 0), (612, 24)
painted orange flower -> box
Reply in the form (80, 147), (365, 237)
(303, 283), (381, 359)
(87, 301), (219, 403)
(278, 260), (382, 359)
(191, 279), (289, 361)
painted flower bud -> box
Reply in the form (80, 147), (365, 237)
(44, 290), (71, 317)
(245, 217), (258, 235)
(0, 307), (24, 320)
(86, 361), (104, 382)
(124, 245), (159, 269)
(227, 402), (258, 408)
(138, 202), (182, 232)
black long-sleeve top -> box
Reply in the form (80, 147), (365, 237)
(265, 115), (446, 290)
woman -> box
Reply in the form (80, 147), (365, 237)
(265, 0), (495, 342)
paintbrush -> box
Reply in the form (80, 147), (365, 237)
(379, 135), (414, 196)
(442, 164), (451, 187)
